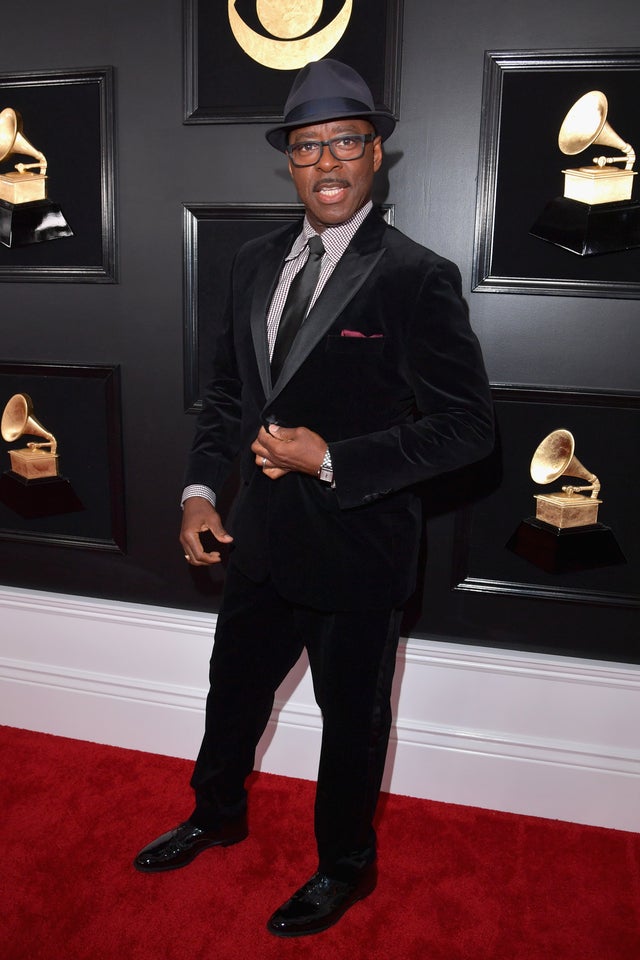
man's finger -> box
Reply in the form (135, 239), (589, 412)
(268, 423), (294, 441)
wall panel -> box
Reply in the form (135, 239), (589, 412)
(0, 0), (638, 661)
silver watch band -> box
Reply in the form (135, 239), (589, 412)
(317, 448), (333, 483)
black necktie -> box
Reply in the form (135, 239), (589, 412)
(271, 234), (325, 383)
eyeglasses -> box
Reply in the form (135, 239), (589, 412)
(285, 133), (375, 167)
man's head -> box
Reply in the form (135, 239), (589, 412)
(284, 117), (382, 232)
(266, 59), (395, 232)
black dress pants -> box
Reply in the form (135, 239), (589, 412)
(189, 558), (402, 880)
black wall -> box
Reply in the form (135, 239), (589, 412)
(1, 1), (638, 663)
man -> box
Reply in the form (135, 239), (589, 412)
(135, 59), (494, 937)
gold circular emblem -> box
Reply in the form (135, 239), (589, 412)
(228, 0), (353, 71)
(256, 0), (323, 40)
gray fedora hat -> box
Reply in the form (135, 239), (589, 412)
(265, 59), (396, 152)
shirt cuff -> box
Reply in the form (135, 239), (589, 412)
(181, 484), (216, 509)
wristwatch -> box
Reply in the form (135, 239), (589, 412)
(317, 448), (334, 484)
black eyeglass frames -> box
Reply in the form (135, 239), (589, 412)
(285, 133), (376, 167)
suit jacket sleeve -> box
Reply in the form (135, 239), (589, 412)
(329, 254), (494, 510)
(183, 262), (244, 495)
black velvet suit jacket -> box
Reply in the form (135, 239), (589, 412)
(186, 208), (494, 612)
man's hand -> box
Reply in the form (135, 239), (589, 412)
(180, 496), (233, 565)
(251, 423), (327, 480)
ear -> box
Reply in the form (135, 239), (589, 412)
(372, 136), (383, 173)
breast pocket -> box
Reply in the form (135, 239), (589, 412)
(325, 334), (385, 357)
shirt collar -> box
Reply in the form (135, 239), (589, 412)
(286, 201), (373, 263)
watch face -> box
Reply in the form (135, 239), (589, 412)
(319, 466), (333, 483)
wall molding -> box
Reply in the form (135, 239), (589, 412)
(1, 585), (639, 832)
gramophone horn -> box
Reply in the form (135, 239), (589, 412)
(530, 429), (599, 498)
(558, 91), (635, 170)
(0, 107), (47, 173)
(1, 392), (57, 454)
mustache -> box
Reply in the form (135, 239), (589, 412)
(313, 178), (350, 192)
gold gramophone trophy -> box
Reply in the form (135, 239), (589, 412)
(0, 393), (81, 517)
(531, 429), (601, 528)
(507, 429), (625, 573)
(0, 107), (73, 247)
(2, 393), (59, 478)
(530, 90), (640, 256)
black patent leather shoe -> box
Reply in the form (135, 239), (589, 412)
(133, 815), (248, 873)
(266, 863), (377, 937)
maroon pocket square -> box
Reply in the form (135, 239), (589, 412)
(340, 329), (384, 338)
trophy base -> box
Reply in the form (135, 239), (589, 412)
(0, 198), (73, 248)
(506, 517), (626, 574)
(534, 492), (601, 529)
(8, 448), (59, 480)
(0, 471), (83, 518)
(529, 196), (640, 256)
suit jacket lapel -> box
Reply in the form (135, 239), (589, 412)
(249, 224), (299, 398)
(267, 218), (386, 401)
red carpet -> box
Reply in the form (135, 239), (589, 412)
(3, 724), (639, 959)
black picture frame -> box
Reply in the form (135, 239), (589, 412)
(453, 385), (639, 609)
(183, 0), (403, 124)
(0, 67), (117, 282)
(183, 202), (395, 411)
(0, 363), (125, 551)
(472, 49), (640, 298)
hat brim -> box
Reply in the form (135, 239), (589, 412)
(266, 110), (396, 153)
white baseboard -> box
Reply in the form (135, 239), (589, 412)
(1, 585), (639, 832)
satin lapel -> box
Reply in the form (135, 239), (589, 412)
(268, 245), (385, 401)
(249, 228), (297, 398)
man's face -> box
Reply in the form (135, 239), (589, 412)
(287, 118), (382, 233)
